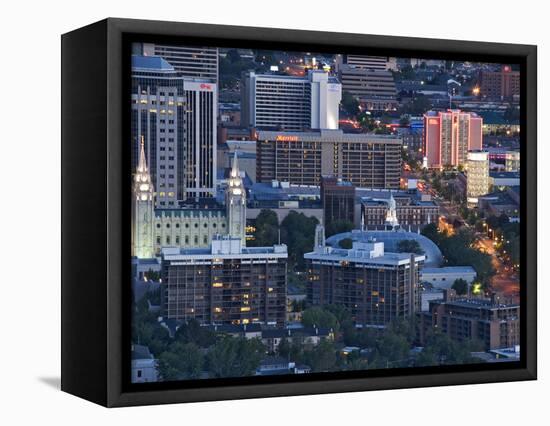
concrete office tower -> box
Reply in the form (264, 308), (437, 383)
(131, 55), (186, 208)
(423, 109), (483, 169)
(225, 153), (246, 245)
(132, 139), (155, 259)
(141, 43), (218, 82)
(241, 70), (341, 131)
(183, 79), (217, 200)
(256, 129), (402, 189)
(335, 54), (392, 71)
(305, 231), (425, 327)
(466, 150), (490, 205)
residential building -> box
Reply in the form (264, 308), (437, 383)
(423, 109), (483, 169)
(479, 65), (520, 100)
(306, 225), (425, 327)
(241, 70), (341, 131)
(466, 150), (490, 205)
(131, 344), (158, 383)
(419, 293), (520, 350)
(256, 129), (402, 188)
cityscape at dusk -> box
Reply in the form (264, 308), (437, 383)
(130, 43), (521, 383)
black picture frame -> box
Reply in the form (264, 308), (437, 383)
(61, 17), (537, 407)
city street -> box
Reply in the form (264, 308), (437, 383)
(477, 237), (520, 299)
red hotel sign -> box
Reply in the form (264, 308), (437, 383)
(200, 83), (212, 90)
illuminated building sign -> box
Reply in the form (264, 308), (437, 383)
(275, 135), (299, 142)
(199, 83), (213, 90)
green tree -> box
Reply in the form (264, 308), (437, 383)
(325, 219), (354, 238)
(452, 278), (469, 295)
(396, 239), (425, 254)
(249, 209), (279, 247)
(206, 337), (265, 378)
(174, 319), (216, 348)
(304, 339), (337, 372)
(339, 237), (353, 249)
(301, 307), (339, 331)
(341, 91), (359, 116)
(157, 342), (203, 381)
(280, 211), (319, 269)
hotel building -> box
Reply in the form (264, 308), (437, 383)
(423, 109), (483, 169)
(306, 226), (424, 327)
(241, 70), (341, 131)
(479, 65), (520, 100)
(256, 129), (402, 188)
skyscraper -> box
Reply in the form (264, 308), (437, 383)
(423, 109), (483, 169)
(132, 55), (217, 205)
(241, 70), (341, 131)
(132, 139), (155, 259)
(183, 79), (217, 201)
(320, 176), (356, 231)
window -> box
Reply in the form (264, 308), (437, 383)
(137, 370), (142, 378)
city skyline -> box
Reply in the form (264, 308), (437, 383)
(130, 44), (521, 384)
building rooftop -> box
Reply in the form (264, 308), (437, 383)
(422, 266), (476, 275)
(131, 344), (154, 360)
(257, 129), (402, 143)
(132, 55), (174, 71)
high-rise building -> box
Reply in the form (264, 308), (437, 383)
(131, 55), (217, 205)
(466, 150), (490, 205)
(306, 226), (424, 326)
(320, 176), (356, 231)
(132, 139), (155, 259)
(131, 55), (187, 208)
(256, 129), (402, 188)
(183, 79), (217, 201)
(505, 151), (521, 172)
(241, 70), (341, 131)
(479, 65), (520, 100)
(337, 65), (397, 111)
(423, 109), (483, 169)
(160, 157), (288, 326)
(335, 54), (391, 71)
(141, 43), (218, 82)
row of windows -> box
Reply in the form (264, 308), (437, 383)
(156, 222), (225, 229)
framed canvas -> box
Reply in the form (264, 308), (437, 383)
(61, 18), (537, 407)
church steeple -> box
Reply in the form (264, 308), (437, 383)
(385, 191), (400, 231)
(225, 152), (246, 245)
(132, 136), (155, 258)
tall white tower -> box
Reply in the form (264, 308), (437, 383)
(132, 137), (155, 258)
(225, 152), (246, 245)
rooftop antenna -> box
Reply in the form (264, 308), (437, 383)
(278, 227), (281, 245)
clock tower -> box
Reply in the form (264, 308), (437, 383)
(132, 137), (155, 258)
(225, 152), (246, 245)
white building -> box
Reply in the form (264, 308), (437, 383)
(241, 70), (341, 131)
(131, 344), (158, 383)
(132, 139), (155, 259)
(467, 150), (490, 205)
(420, 266), (477, 290)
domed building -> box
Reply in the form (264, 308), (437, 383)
(325, 194), (443, 267)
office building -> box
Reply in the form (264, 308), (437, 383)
(419, 293), (520, 350)
(466, 150), (490, 205)
(321, 176), (356, 230)
(306, 225), (425, 327)
(183, 79), (217, 200)
(335, 54), (389, 71)
(241, 70), (341, 131)
(337, 65), (397, 111)
(479, 65), (520, 100)
(423, 109), (483, 169)
(132, 55), (217, 205)
(256, 129), (402, 188)
(141, 43), (218, 81)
